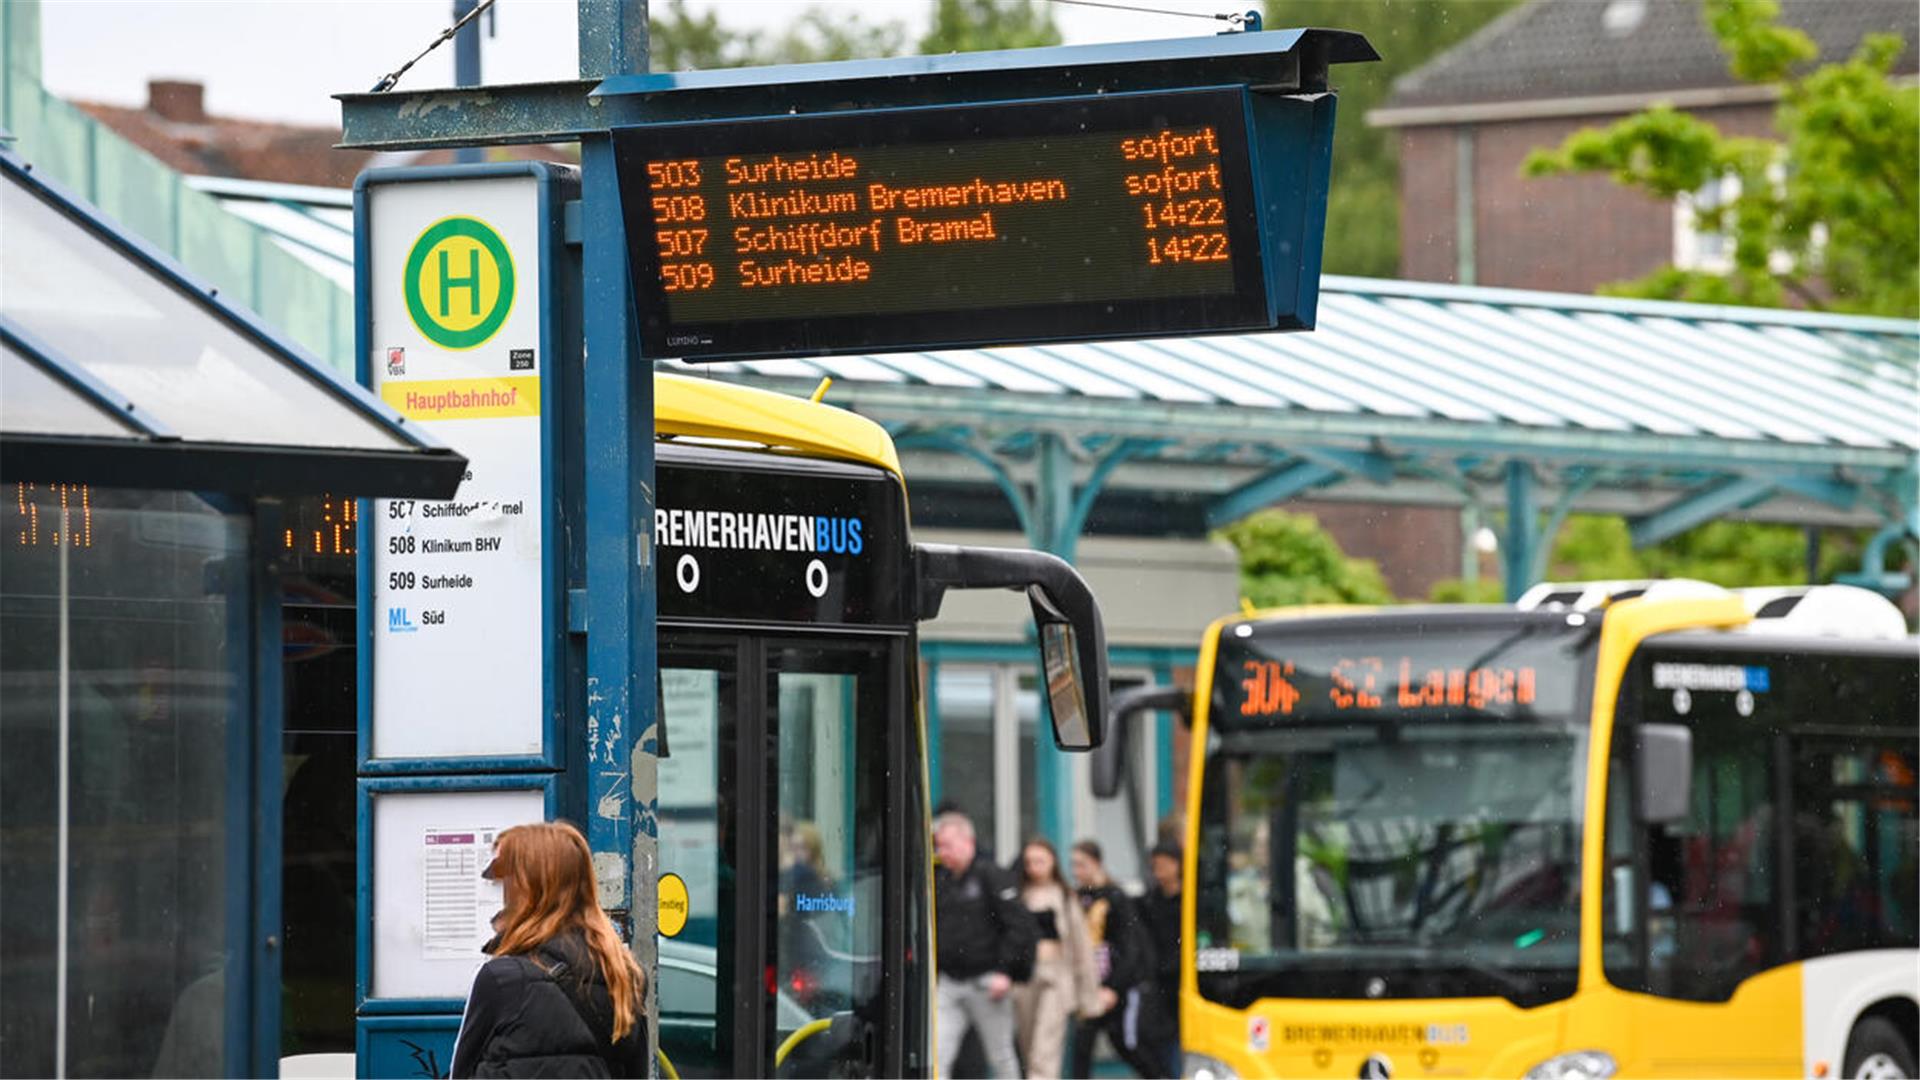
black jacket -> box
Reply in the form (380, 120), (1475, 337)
(1077, 882), (1152, 992)
(935, 856), (1038, 981)
(1141, 888), (1181, 990)
(450, 930), (648, 1079)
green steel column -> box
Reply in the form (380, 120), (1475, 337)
(1033, 435), (1075, 855)
(1460, 502), (1481, 584)
(1503, 461), (1537, 602)
(576, 0), (655, 1062)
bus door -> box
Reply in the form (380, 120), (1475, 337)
(656, 631), (906, 1078)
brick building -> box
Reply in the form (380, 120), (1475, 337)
(1371, 0), (1916, 292)
(76, 78), (570, 186)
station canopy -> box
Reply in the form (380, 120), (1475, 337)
(679, 275), (1919, 549)
(0, 152), (463, 497)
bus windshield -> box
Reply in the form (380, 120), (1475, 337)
(1195, 613), (1597, 1008)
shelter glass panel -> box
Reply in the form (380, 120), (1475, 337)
(0, 484), (248, 1078)
(0, 344), (139, 438)
(0, 172), (402, 451)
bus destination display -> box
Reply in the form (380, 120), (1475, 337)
(1215, 622), (1585, 726)
(612, 89), (1272, 361)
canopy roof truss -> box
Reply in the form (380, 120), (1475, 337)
(678, 276), (1919, 597)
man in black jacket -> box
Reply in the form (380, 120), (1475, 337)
(934, 809), (1036, 1079)
(1068, 840), (1168, 1078)
(1141, 841), (1185, 1077)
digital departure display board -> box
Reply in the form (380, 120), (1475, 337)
(612, 88), (1277, 360)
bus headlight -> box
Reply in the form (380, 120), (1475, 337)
(1523, 1050), (1617, 1080)
(1183, 1052), (1241, 1080)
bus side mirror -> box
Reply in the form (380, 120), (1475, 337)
(1091, 684), (1189, 799)
(1637, 723), (1693, 824)
(914, 543), (1109, 752)
(1033, 604), (1093, 751)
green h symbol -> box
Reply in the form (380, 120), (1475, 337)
(438, 246), (483, 317)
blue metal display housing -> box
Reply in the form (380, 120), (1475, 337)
(334, 30), (1378, 152)
(354, 773), (563, 1014)
(356, 1015), (464, 1080)
(612, 85), (1342, 361)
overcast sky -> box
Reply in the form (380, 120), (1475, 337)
(40, 0), (1244, 126)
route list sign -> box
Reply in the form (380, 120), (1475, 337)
(363, 173), (551, 762)
(612, 88), (1277, 360)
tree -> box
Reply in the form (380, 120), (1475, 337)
(1427, 514), (1891, 602)
(1524, 0), (1919, 317)
(649, 0), (1058, 71)
(919, 0), (1060, 54)
(1217, 510), (1394, 608)
(1264, 0), (1522, 277)
(649, 0), (906, 70)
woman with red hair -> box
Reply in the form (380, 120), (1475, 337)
(450, 821), (648, 1078)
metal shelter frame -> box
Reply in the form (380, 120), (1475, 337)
(680, 275), (1918, 602)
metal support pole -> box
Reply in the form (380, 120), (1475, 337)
(453, 0), (482, 164)
(579, 0), (649, 81)
(577, 0), (655, 1059)
(1033, 435), (1075, 855)
(1503, 460), (1537, 602)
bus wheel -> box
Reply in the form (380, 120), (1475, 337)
(1845, 1017), (1917, 1080)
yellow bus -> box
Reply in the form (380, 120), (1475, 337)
(1156, 581), (1916, 1080)
(646, 374), (1109, 1077)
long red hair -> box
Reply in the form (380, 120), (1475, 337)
(488, 821), (645, 1041)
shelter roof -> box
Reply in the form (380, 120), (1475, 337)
(0, 150), (464, 497)
(1381, 0), (1917, 115)
(683, 275), (1918, 539)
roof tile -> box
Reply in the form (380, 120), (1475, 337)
(1386, 0), (1917, 110)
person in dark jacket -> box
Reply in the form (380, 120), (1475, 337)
(1139, 841), (1184, 1077)
(450, 822), (648, 1079)
(1066, 840), (1166, 1079)
(934, 809), (1038, 1078)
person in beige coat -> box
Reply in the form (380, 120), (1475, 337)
(1012, 838), (1102, 1079)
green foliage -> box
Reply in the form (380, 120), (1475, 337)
(1216, 510), (1395, 607)
(1708, 0), (1817, 82)
(1426, 576), (1506, 604)
(919, 0), (1060, 54)
(1544, 514), (1874, 588)
(1264, 0), (1523, 277)
(649, 0), (906, 69)
(1525, 0), (1919, 317)
(650, 0), (1058, 70)
(1431, 514), (1883, 600)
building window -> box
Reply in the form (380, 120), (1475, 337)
(1673, 174), (1741, 274)
(1673, 162), (1818, 277)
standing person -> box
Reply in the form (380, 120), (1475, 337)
(934, 809), (1038, 1079)
(1141, 841), (1185, 1077)
(1067, 840), (1164, 1079)
(450, 821), (649, 1079)
(1012, 838), (1100, 1079)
